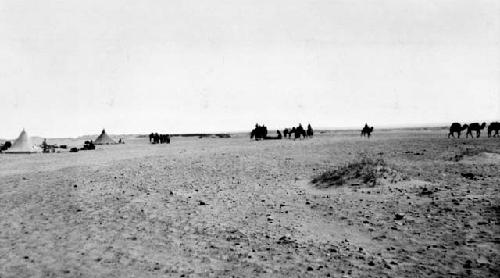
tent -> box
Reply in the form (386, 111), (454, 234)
(3, 129), (42, 153)
(94, 129), (117, 145)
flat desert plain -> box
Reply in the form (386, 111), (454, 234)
(0, 130), (499, 277)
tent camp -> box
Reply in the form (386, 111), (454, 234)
(3, 129), (41, 154)
(94, 129), (117, 145)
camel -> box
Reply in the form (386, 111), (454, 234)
(448, 123), (468, 138)
(361, 124), (373, 138)
(294, 124), (306, 139)
(466, 122), (486, 138)
(488, 122), (500, 138)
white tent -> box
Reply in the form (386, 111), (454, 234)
(94, 129), (117, 145)
(4, 129), (41, 153)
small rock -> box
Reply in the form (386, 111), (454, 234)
(461, 173), (474, 180)
(394, 213), (405, 220)
(420, 188), (432, 196)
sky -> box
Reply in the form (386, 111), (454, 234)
(0, 0), (499, 138)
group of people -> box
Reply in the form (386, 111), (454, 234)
(149, 133), (171, 144)
(251, 123), (313, 141)
(250, 124), (269, 140)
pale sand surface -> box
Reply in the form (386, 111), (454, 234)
(1, 131), (499, 277)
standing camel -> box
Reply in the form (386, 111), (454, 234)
(448, 123), (468, 138)
(295, 124), (306, 139)
(466, 123), (486, 138)
(488, 122), (500, 138)
(361, 124), (374, 138)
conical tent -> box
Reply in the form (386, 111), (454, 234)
(4, 129), (41, 153)
(94, 129), (117, 145)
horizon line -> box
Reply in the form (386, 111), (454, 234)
(3, 121), (498, 140)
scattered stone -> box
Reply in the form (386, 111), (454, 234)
(277, 235), (294, 245)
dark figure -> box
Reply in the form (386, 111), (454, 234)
(361, 123), (374, 138)
(277, 130), (282, 139)
(488, 122), (500, 138)
(294, 127), (301, 139)
(83, 140), (96, 150)
(307, 124), (314, 138)
(466, 122), (486, 138)
(448, 123), (468, 138)
(283, 128), (289, 139)
(1, 141), (12, 151)
(294, 124), (306, 139)
(150, 133), (170, 144)
(251, 124), (268, 140)
(290, 127), (296, 139)
(251, 124), (260, 140)
(42, 139), (48, 152)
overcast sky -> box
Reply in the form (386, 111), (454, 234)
(1, 0), (499, 138)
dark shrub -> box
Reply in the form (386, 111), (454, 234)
(312, 155), (386, 188)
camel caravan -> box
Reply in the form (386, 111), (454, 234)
(251, 123), (313, 141)
(448, 122), (500, 138)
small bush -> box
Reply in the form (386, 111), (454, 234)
(312, 155), (387, 188)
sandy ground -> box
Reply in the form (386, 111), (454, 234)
(0, 130), (499, 277)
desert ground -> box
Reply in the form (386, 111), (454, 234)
(0, 129), (499, 277)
